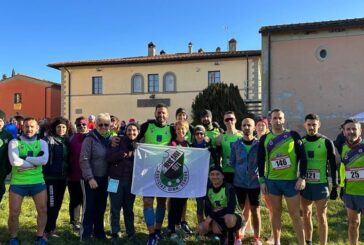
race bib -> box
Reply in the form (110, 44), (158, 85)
(271, 156), (291, 170)
(107, 178), (119, 193)
(345, 167), (364, 182)
(306, 169), (320, 182)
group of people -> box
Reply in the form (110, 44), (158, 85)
(0, 105), (363, 245)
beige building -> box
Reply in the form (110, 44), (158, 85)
(260, 18), (364, 138)
(48, 39), (261, 123)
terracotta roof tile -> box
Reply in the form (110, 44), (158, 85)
(48, 50), (261, 69)
(259, 17), (364, 34)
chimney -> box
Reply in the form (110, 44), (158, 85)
(148, 42), (156, 56)
(160, 50), (166, 55)
(216, 47), (221, 52)
(228, 38), (237, 52)
(188, 42), (193, 53)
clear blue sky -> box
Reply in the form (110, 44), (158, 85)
(1, 0), (363, 83)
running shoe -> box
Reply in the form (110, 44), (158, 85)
(180, 221), (193, 235)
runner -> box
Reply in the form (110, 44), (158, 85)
(43, 117), (73, 238)
(257, 108), (307, 245)
(216, 111), (242, 184)
(200, 109), (223, 165)
(198, 165), (243, 245)
(7, 117), (49, 245)
(0, 115), (12, 204)
(136, 103), (175, 245)
(231, 117), (262, 245)
(300, 113), (337, 245)
(339, 119), (364, 245)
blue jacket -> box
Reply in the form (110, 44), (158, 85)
(230, 138), (259, 188)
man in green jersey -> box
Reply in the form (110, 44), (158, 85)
(300, 113), (337, 245)
(136, 104), (175, 245)
(7, 117), (49, 245)
(216, 111), (242, 184)
(257, 108), (307, 245)
(339, 119), (364, 245)
(0, 115), (13, 203)
(200, 109), (223, 165)
(198, 165), (243, 245)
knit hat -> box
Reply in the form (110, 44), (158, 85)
(209, 165), (223, 174)
(194, 125), (206, 134)
(126, 121), (140, 131)
(256, 117), (268, 127)
(201, 109), (212, 118)
(175, 108), (187, 118)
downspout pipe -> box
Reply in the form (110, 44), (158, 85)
(267, 32), (271, 111)
(246, 53), (249, 100)
(64, 67), (71, 120)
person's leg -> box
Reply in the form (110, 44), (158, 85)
(347, 208), (360, 245)
(247, 188), (261, 240)
(300, 196), (313, 243)
(196, 197), (204, 223)
(93, 177), (108, 238)
(269, 194), (282, 244)
(243, 198), (252, 234)
(8, 190), (24, 238)
(45, 179), (67, 233)
(285, 194), (305, 245)
(263, 193), (274, 242)
(80, 180), (95, 240)
(314, 199), (328, 245)
(0, 177), (6, 203)
(68, 180), (83, 226)
(121, 181), (136, 237)
(143, 197), (155, 234)
(155, 197), (166, 231)
(32, 189), (48, 237)
(109, 183), (123, 235)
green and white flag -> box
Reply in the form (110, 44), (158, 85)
(131, 143), (210, 198)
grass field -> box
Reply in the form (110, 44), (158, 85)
(0, 184), (363, 245)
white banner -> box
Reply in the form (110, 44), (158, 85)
(131, 143), (210, 198)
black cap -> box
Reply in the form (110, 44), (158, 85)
(209, 165), (223, 174)
(175, 108), (187, 118)
(201, 109), (212, 118)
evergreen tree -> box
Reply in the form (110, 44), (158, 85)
(191, 83), (252, 129)
(2, 74), (7, 80)
(11, 68), (15, 77)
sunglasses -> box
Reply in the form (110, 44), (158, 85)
(76, 123), (87, 127)
(195, 132), (204, 136)
(98, 123), (110, 128)
(224, 118), (235, 122)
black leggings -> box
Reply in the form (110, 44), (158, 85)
(168, 198), (187, 233)
(45, 178), (67, 232)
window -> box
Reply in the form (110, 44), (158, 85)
(315, 46), (329, 62)
(208, 71), (221, 85)
(131, 74), (144, 93)
(148, 74), (159, 93)
(14, 93), (22, 103)
(163, 72), (176, 92)
(92, 76), (103, 94)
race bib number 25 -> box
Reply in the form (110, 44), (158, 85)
(346, 167), (364, 181)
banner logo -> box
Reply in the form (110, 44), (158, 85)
(155, 148), (189, 193)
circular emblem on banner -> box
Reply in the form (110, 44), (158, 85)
(155, 148), (189, 193)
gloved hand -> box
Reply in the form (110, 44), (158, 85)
(329, 187), (338, 200)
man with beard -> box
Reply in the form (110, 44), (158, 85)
(137, 104), (175, 245)
(200, 110), (223, 166)
(257, 108), (307, 245)
(339, 119), (364, 245)
(300, 113), (337, 245)
(230, 117), (262, 244)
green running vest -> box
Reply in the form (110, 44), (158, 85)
(264, 131), (298, 180)
(11, 140), (43, 185)
(206, 128), (220, 147)
(221, 132), (242, 173)
(208, 186), (227, 209)
(144, 123), (172, 145)
(302, 137), (328, 184)
(341, 142), (364, 196)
